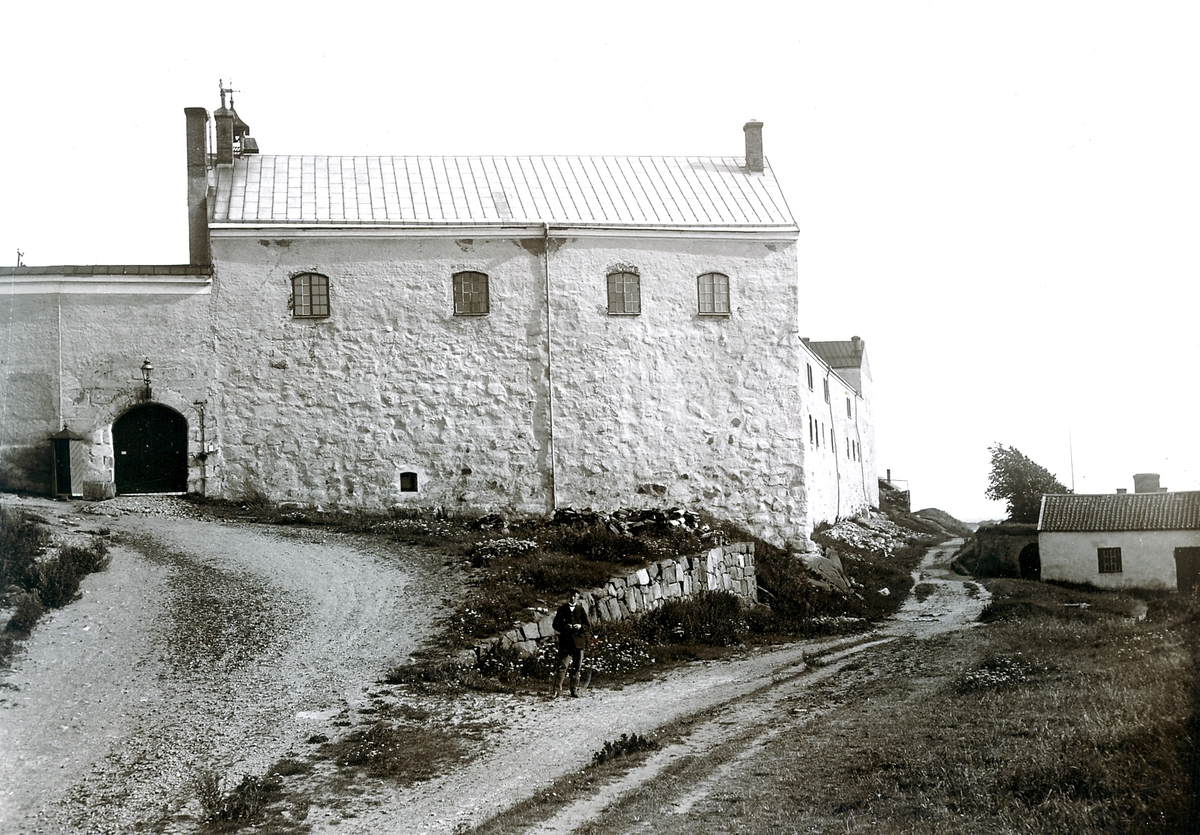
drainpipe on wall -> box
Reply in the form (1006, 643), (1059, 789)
(543, 222), (557, 512)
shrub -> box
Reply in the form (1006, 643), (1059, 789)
(0, 506), (47, 592)
(37, 556), (82, 608)
(643, 591), (747, 646)
(591, 733), (658, 766)
(196, 770), (279, 826)
(4, 592), (44, 635)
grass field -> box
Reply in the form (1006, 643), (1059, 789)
(469, 579), (1200, 835)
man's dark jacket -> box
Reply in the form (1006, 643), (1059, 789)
(553, 602), (590, 650)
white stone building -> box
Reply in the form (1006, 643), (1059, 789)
(0, 95), (877, 547)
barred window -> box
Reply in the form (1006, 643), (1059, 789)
(453, 271), (489, 316)
(697, 272), (730, 315)
(291, 273), (330, 318)
(607, 270), (641, 315)
(1097, 547), (1122, 574)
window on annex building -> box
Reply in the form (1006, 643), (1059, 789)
(846, 397), (853, 418)
(1097, 547), (1122, 574)
(291, 272), (330, 318)
(697, 272), (730, 316)
(453, 271), (490, 316)
(806, 364), (814, 390)
(823, 378), (830, 404)
(607, 270), (641, 315)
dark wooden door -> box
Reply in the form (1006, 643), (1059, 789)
(1174, 547), (1200, 592)
(113, 405), (188, 494)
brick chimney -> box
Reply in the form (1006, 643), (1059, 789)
(184, 107), (212, 267)
(1133, 473), (1161, 494)
(743, 120), (764, 173)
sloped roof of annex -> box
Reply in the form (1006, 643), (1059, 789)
(208, 155), (797, 234)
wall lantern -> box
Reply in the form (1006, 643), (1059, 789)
(140, 359), (153, 400)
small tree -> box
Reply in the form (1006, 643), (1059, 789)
(986, 444), (1069, 523)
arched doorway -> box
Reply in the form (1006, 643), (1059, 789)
(1019, 543), (1041, 581)
(113, 404), (188, 494)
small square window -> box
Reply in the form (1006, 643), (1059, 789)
(291, 272), (330, 318)
(453, 271), (489, 316)
(1097, 547), (1122, 574)
(697, 272), (730, 315)
(400, 472), (419, 493)
(607, 270), (641, 315)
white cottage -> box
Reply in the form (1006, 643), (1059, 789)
(0, 93), (878, 547)
(1038, 475), (1200, 591)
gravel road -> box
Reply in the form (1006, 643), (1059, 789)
(0, 496), (983, 835)
(0, 496), (460, 835)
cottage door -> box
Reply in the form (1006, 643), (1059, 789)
(1174, 547), (1200, 592)
(113, 404), (188, 494)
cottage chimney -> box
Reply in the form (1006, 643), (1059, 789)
(1133, 473), (1160, 494)
(851, 335), (864, 356)
(1116, 488), (1127, 494)
(743, 120), (764, 173)
(184, 107), (212, 267)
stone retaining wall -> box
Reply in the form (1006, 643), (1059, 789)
(480, 542), (757, 658)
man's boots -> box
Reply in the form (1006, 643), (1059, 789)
(555, 667), (568, 698)
(569, 671), (581, 697)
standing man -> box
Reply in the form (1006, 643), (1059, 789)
(552, 589), (590, 698)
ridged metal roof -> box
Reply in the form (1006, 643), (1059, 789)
(1039, 492), (1200, 532)
(805, 340), (864, 369)
(209, 155), (795, 229)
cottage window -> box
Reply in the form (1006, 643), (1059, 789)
(400, 472), (419, 493)
(1097, 547), (1122, 574)
(607, 270), (641, 315)
(453, 271), (490, 316)
(291, 272), (330, 318)
(697, 272), (730, 315)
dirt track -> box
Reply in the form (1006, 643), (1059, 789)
(0, 497), (983, 835)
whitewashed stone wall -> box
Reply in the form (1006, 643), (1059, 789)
(484, 542), (758, 658)
(0, 230), (875, 549)
(0, 276), (215, 494)
(800, 342), (878, 529)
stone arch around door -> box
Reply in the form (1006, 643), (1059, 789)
(113, 404), (188, 494)
(1019, 542), (1041, 581)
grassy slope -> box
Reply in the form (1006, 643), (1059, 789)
(469, 580), (1199, 835)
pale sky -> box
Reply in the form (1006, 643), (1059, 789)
(2, 2), (1197, 521)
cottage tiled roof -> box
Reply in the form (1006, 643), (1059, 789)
(1039, 492), (1200, 532)
(209, 155), (795, 230)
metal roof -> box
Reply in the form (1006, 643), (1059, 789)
(1039, 492), (1200, 532)
(209, 155), (796, 230)
(805, 340), (863, 369)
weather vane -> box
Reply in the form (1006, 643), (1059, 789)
(219, 78), (240, 110)
(16, 249), (23, 267)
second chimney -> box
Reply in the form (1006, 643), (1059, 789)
(184, 107), (212, 267)
(743, 120), (763, 173)
(1133, 473), (1161, 494)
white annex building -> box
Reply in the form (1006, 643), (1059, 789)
(0, 93), (877, 548)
